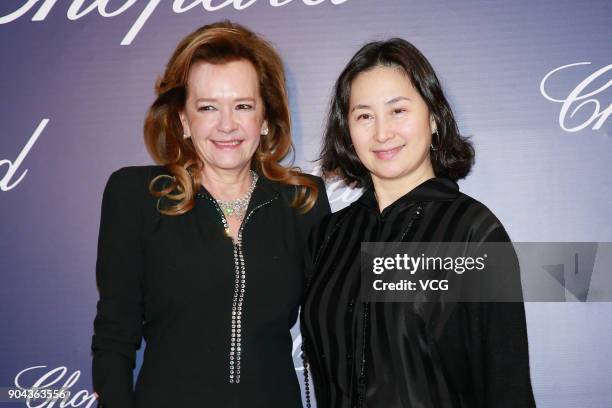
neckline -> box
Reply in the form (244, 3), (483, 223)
(355, 177), (460, 217)
(196, 171), (280, 209)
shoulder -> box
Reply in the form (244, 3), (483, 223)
(453, 192), (502, 225)
(304, 201), (362, 265)
(99, 166), (167, 230)
(104, 165), (167, 197)
(268, 173), (330, 215)
(452, 191), (510, 242)
(106, 165), (167, 187)
(313, 201), (358, 241)
(102, 165), (168, 215)
(329, 201), (358, 226)
(271, 173), (325, 200)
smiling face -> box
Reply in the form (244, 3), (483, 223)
(179, 59), (267, 173)
(348, 65), (436, 186)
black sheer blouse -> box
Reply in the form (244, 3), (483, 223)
(301, 177), (535, 408)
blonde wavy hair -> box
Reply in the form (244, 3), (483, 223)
(144, 21), (318, 215)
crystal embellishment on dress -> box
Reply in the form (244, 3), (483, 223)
(199, 171), (278, 385)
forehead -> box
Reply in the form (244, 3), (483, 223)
(186, 59), (260, 97)
(350, 65), (417, 102)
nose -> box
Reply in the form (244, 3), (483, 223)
(218, 108), (238, 134)
(373, 116), (393, 143)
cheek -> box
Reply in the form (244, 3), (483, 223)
(398, 118), (430, 144)
(245, 120), (262, 139)
(189, 115), (215, 136)
(417, 113), (433, 137)
(349, 123), (369, 151)
(351, 140), (374, 169)
(241, 115), (264, 140)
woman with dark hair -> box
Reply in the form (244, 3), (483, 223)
(91, 21), (329, 407)
(301, 39), (535, 407)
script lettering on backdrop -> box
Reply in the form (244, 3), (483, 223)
(540, 62), (612, 132)
(0, 119), (49, 192)
(309, 165), (362, 211)
(0, 0), (352, 46)
(14, 365), (97, 408)
(325, 178), (362, 211)
(292, 334), (305, 371)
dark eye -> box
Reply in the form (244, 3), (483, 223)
(197, 105), (216, 112)
(393, 108), (407, 115)
(236, 104), (253, 110)
(357, 113), (372, 121)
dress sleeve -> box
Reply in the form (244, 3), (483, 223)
(302, 176), (331, 238)
(468, 225), (536, 407)
(300, 176), (331, 285)
(91, 168), (145, 408)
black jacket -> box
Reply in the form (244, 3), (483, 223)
(91, 166), (330, 408)
(301, 177), (536, 408)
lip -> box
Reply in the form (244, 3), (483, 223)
(372, 145), (405, 160)
(211, 139), (244, 150)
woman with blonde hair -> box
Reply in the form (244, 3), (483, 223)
(91, 21), (329, 407)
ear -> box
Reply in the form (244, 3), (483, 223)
(429, 115), (437, 133)
(179, 111), (191, 138)
(260, 119), (269, 136)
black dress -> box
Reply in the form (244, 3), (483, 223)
(91, 166), (330, 408)
(301, 177), (536, 408)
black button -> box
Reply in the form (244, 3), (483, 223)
(346, 353), (352, 360)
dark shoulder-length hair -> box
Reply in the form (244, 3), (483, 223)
(320, 38), (474, 187)
(144, 20), (318, 215)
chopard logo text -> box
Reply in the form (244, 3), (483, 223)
(0, 0), (352, 46)
(540, 62), (611, 132)
(13, 365), (97, 407)
(1, 119), (48, 192)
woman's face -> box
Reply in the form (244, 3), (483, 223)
(180, 59), (267, 173)
(348, 65), (436, 185)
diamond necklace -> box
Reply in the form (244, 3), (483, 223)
(214, 170), (258, 219)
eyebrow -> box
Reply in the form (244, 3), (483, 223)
(386, 96), (411, 104)
(350, 96), (411, 113)
(194, 97), (256, 103)
(350, 103), (370, 113)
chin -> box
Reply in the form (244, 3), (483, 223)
(208, 159), (250, 171)
(371, 165), (413, 181)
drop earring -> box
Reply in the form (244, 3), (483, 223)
(430, 129), (439, 151)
